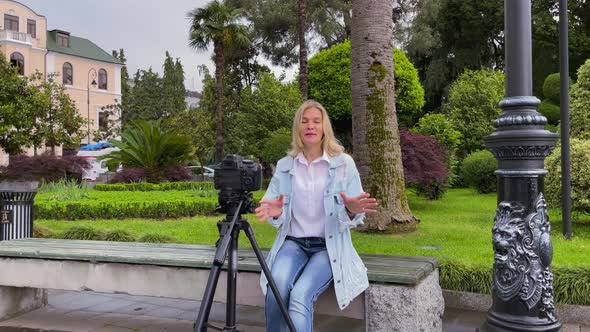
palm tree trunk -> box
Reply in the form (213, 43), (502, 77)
(298, 0), (308, 99)
(214, 42), (225, 162)
(351, 0), (418, 233)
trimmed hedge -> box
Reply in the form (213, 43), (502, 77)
(462, 150), (497, 193)
(95, 181), (214, 192)
(440, 260), (590, 305)
(35, 199), (218, 220)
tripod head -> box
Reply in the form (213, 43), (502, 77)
(215, 190), (255, 217)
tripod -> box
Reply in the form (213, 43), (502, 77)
(194, 193), (296, 332)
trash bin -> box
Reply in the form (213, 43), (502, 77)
(0, 181), (39, 241)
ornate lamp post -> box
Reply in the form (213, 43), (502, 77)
(479, 0), (562, 331)
(87, 68), (97, 145)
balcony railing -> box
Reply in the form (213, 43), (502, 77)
(0, 29), (32, 45)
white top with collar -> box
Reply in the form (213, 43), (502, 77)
(288, 151), (330, 238)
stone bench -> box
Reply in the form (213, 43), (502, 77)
(0, 238), (444, 331)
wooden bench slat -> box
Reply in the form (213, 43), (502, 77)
(0, 238), (437, 285)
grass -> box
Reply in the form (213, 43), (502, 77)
(36, 188), (590, 268)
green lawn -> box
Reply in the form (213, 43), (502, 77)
(37, 188), (590, 268)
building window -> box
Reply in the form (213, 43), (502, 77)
(10, 52), (24, 75)
(4, 14), (19, 32)
(27, 19), (36, 38)
(57, 33), (69, 47)
(62, 62), (73, 85)
(98, 69), (107, 90)
(98, 111), (109, 132)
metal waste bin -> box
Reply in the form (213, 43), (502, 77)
(0, 181), (39, 241)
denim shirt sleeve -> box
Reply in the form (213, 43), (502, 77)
(261, 172), (287, 229)
(338, 157), (366, 232)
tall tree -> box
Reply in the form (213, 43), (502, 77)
(126, 68), (165, 122)
(162, 51), (186, 116)
(0, 52), (34, 158)
(351, 0), (417, 232)
(28, 73), (86, 155)
(112, 49), (130, 115)
(188, 0), (249, 162)
(298, 0), (308, 98)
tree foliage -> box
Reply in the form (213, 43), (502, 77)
(412, 113), (462, 153)
(405, 0), (504, 112)
(443, 69), (504, 156)
(571, 59), (590, 139)
(308, 40), (424, 145)
(162, 51), (186, 117)
(188, 0), (250, 161)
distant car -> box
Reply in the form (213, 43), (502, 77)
(187, 166), (215, 181)
(77, 146), (120, 181)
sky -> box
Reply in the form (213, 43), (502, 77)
(17, 0), (295, 92)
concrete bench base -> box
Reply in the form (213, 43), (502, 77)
(366, 270), (444, 332)
(0, 286), (46, 320)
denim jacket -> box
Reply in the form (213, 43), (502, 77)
(259, 153), (369, 310)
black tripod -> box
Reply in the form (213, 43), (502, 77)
(194, 193), (296, 332)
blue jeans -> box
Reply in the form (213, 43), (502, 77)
(265, 236), (333, 332)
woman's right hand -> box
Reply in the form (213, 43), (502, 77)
(254, 194), (284, 222)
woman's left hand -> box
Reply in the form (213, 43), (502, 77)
(339, 192), (378, 215)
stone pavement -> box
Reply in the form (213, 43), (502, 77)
(0, 290), (587, 332)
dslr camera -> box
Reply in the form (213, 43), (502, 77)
(213, 154), (262, 214)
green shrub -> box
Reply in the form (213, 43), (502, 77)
(542, 73), (562, 104)
(95, 181), (214, 192)
(413, 113), (462, 153)
(138, 233), (177, 243)
(35, 199), (218, 220)
(545, 139), (590, 213)
(103, 229), (136, 242)
(571, 59), (590, 139)
(60, 226), (104, 240)
(439, 261), (590, 305)
(33, 225), (55, 238)
(538, 100), (561, 126)
(462, 150), (497, 193)
(443, 69), (504, 156)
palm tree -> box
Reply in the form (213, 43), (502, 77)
(350, 0), (417, 232)
(101, 120), (194, 181)
(188, 0), (249, 162)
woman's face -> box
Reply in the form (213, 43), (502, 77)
(299, 107), (324, 148)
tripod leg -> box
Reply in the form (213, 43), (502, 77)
(195, 264), (223, 332)
(225, 222), (239, 330)
(241, 219), (297, 332)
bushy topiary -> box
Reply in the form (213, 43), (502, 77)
(545, 139), (590, 213)
(571, 59), (590, 139)
(542, 73), (562, 104)
(538, 100), (561, 126)
(413, 113), (462, 153)
(462, 150), (497, 193)
(400, 130), (449, 199)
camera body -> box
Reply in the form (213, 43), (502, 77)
(214, 155), (262, 214)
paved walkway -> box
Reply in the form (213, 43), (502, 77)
(0, 290), (587, 331)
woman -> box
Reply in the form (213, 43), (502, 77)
(255, 100), (378, 332)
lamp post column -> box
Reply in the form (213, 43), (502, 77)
(479, 0), (561, 331)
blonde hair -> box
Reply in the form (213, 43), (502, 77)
(288, 100), (344, 157)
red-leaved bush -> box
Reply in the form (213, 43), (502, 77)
(400, 130), (450, 199)
(109, 165), (192, 184)
(0, 154), (90, 183)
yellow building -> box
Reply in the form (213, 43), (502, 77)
(0, 0), (122, 164)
